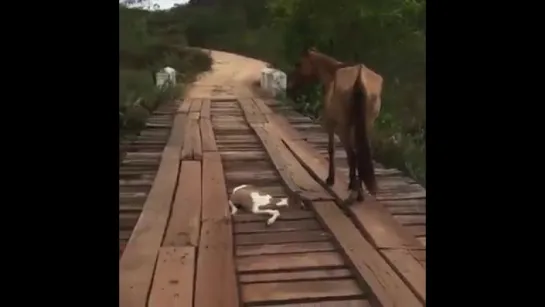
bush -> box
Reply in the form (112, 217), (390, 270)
(119, 4), (212, 142)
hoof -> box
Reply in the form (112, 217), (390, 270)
(326, 176), (335, 186)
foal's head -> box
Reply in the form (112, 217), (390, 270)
(286, 48), (345, 100)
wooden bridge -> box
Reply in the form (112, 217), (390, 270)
(119, 51), (426, 307)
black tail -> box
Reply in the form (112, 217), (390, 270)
(351, 66), (377, 196)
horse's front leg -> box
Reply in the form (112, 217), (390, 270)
(326, 127), (336, 186)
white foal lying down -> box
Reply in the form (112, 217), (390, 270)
(229, 184), (291, 225)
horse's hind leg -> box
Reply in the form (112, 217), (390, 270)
(342, 142), (359, 205)
(326, 129), (336, 186)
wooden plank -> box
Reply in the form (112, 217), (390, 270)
(236, 241), (336, 256)
(148, 247), (195, 307)
(195, 220), (239, 307)
(201, 152), (230, 221)
(180, 113), (202, 161)
(251, 123), (333, 201)
(239, 98), (267, 123)
(119, 116), (184, 307)
(163, 161), (202, 246)
(266, 299), (372, 307)
(194, 153), (238, 307)
(311, 201), (422, 307)
(234, 219), (321, 234)
(236, 230), (330, 245)
(189, 98), (203, 113)
(201, 99), (211, 119)
(237, 252), (345, 273)
(380, 248), (426, 302)
(178, 99), (192, 114)
(242, 279), (364, 304)
(253, 98), (272, 114)
(239, 268), (352, 283)
(200, 118), (217, 152)
(233, 210), (314, 222)
(273, 122), (425, 249)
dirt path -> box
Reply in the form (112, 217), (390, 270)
(184, 49), (269, 99)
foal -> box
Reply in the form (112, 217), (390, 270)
(287, 48), (383, 203)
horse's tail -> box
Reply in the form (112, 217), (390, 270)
(351, 66), (377, 196)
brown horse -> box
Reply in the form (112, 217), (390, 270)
(286, 48), (383, 203)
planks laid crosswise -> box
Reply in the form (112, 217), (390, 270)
(120, 93), (426, 307)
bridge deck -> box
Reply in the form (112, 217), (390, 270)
(119, 95), (426, 307)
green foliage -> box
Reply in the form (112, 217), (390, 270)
(119, 4), (212, 142)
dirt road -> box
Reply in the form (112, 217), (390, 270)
(184, 49), (269, 99)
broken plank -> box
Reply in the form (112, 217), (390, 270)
(120, 137), (183, 307)
(163, 161), (202, 247)
(312, 201), (423, 307)
(201, 99), (211, 119)
(200, 118), (217, 152)
(181, 112), (202, 160)
(201, 152), (230, 221)
(148, 247), (195, 307)
(189, 98), (203, 113)
(178, 99), (193, 114)
(194, 219), (239, 307)
(237, 251), (345, 273)
(242, 279), (364, 304)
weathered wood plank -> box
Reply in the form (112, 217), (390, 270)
(163, 161), (202, 246)
(119, 114), (184, 307)
(237, 251), (345, 272)
(251, 123), (333, 201)
(200, 118), (217, 152)
(201, 99), (211, 119)
(189, 98), (203, 113)
(274, 124), (426, 302)
(194, 152), (239, 307)
(236, 241), (336, 256)
(380, 248), (426, 302)
(312, 201), (423, 307)
(239, 268), (352, 283)
(239, 98), (267, 123)
(181, 112), (202, 160)
(178, 99), (193, 114)
(242, 279), (364, 304)
(148, 247), (195, 307)
(201, 152), (230, 221)
(253, 98), (273, 114)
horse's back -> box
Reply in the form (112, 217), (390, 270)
(329, 65), (382, 122)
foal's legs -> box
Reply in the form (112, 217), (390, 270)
(326, 129), (336, 186)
